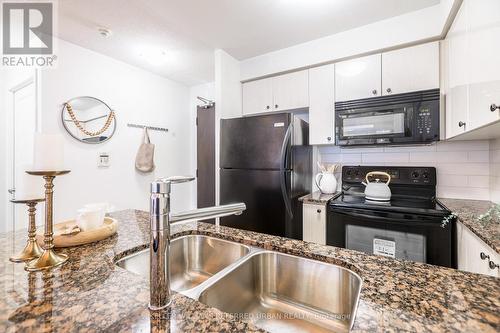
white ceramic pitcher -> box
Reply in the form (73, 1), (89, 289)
(315, 172), (338, 194)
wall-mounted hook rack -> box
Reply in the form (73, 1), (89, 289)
(127, 123), (168, 132)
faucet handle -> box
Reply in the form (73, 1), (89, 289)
(165, 176), (195, 184)
(151, 176), (195, 194)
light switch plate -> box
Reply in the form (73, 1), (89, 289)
(98, 152), (110, 168)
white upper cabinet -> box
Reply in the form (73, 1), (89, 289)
(468, 81), (500, 131)
(335, 43), (439, 103)
(242, 78), (273, 115)
(442, 0), (500, 139)
(466, 0), (500, 131)
(272, 70), (309, 112)
(382, 42), (439, 95)
(335, 54), (382, 101)
(242, 70), (308, 115)
(443, 3), (469, 138)
(309, 64), (335, 145)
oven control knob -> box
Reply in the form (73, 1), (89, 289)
(411, 171), (420, 179)
(422, 171), (429, 179)
(346, 169), (352, 176)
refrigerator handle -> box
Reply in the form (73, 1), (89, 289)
(279, 124), (293, 219)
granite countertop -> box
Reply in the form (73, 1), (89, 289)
(1, 209), (499, 332)
(440, 198), (500, 254)
(299, 191), (339, 204)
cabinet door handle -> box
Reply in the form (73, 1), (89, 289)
(480, 252), (490, 260)
(372, 89), (378, 96)
(327, 137), (332, 142)
(458, 121), (466, 128)
(275, 104), (279, 109)
(491, 104), (499, 112)
(386, 88), (392, 94)
(266, 105), (270, 110)
(316, 209), (322, 213)
(489, 260), (499, 270)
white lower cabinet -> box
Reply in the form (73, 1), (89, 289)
(456, 221), (500, 277)
(303, 203), (326, 245)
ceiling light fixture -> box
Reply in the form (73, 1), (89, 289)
(97, 27), (112, 38)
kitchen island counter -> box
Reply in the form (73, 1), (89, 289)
(1, 209), (498, 332)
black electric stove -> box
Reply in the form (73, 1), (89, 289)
(328, 166), (455, 268)
(331, 189), (449, 215)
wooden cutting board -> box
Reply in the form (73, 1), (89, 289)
(36, 217), (118, 248)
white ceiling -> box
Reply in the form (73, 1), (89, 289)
(57, 0), (440, 86)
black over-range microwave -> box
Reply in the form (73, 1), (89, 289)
(335, 89), (440, 146)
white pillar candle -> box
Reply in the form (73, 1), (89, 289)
(16, 165), (44, 199)
(33, 133), (65, 171)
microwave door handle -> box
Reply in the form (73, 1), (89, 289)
(334, 209), (447, 228)
(280, 124), (293, 219)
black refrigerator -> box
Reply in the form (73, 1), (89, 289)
(220, 113), (312, 240)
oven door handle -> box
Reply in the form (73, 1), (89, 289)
(332, 208), (449, 228)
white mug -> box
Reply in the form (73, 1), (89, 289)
(76, 207), (104, 231)
(84, 203), (109, 222)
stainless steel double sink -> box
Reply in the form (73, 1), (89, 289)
(115, 235), (362, 332)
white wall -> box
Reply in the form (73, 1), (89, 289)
(318, 140), (491, 200)
(240, 0), (459, 80)
(214, 50), (242, 205)
(39, 39), (193, 222)
(490, 138), (500, 203)
(189, 82), (215, 208)
(215, 50), (242, 119)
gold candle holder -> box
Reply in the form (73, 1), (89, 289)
(25, 170), (70, 271)
(9, 198), (45, 262)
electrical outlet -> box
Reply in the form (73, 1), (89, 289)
(98, 152), (110, 168)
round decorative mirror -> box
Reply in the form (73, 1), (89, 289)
(61, 96), (116, 144)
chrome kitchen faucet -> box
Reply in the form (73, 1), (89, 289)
(149, 176), (246, 310)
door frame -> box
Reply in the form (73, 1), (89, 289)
(5, 69), (41, 232)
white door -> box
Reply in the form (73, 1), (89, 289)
(382, 42), (439, 95)
(272, 70), (309, 112)
(335, 54), (382, 102)
(7, 77), (40, 232)
(466, 0), (500, 130)
(309, 64), (335, 145)
(242, 78), (273, 115)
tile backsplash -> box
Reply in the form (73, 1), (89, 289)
(490, 138), (500, 203)
(317, 140), (491, 200)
